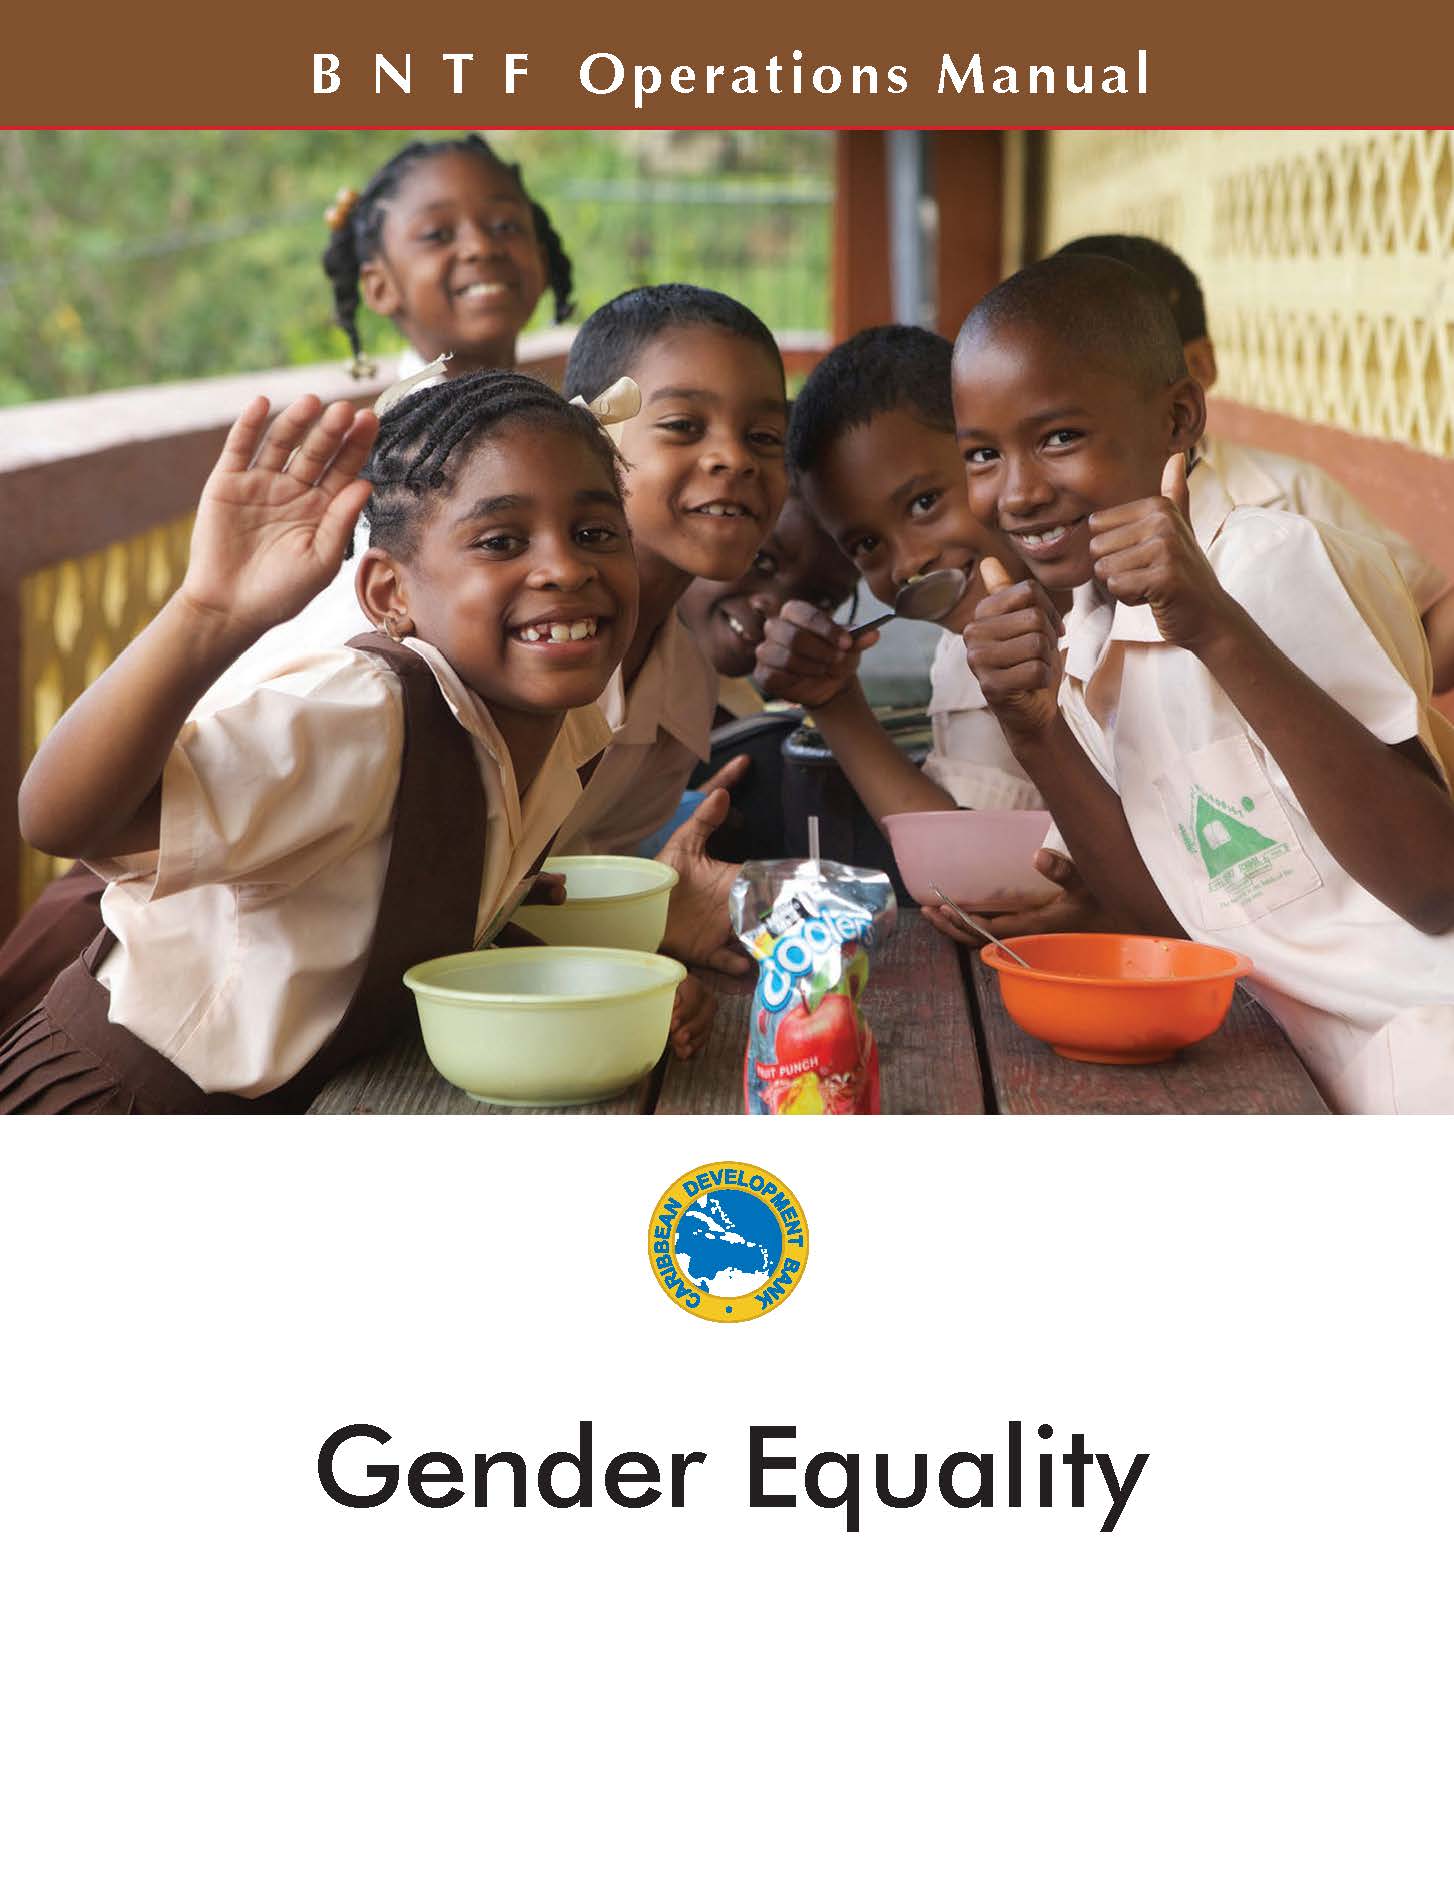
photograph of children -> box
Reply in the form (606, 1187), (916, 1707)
(2, 128), (1451, 1113)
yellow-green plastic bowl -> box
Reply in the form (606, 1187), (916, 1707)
(509, 855), (678, 952)
(404, 947), (687, 1107)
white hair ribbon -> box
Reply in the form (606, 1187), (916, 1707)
(569, 375), (641, 442)
(372, 352), (454, 417)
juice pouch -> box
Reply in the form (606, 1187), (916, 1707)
(729, 860), (896, 1115)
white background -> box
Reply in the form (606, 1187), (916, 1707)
(5, 1116), (1450, 1877)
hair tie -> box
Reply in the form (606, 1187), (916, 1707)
(324, 186), (360, 232)
(569, 376), (641, 439)
(373, 352), (454, 415)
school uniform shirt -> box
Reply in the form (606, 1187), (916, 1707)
(924, 629), (1046, 811)
(1192, 436), (1452, 616)
(195, 534), (375, 715)
(1055, 477), (1454, 1114)
(91, 639), (609, 1098)
(554, 611), (717, 856)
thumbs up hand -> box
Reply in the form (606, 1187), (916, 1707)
(1160, 449), (1191, 516)
(1085, 450), (1230, 652)
(963, 555), (1065, 742)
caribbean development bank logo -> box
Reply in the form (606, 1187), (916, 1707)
(649, 1162), (809, 1323)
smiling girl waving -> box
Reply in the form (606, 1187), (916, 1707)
(0, 373), (657, 1112)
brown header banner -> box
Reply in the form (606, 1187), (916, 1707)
(7, 0), (1454, 128)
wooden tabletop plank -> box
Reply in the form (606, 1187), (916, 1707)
(656, 910), (987, 1115)
(307, 1027), (655, 1115)
(968, 957), (1327, 1115)
(874, 909), (987, 1114)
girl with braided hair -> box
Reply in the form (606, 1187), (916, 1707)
(0, 136), (577, 1025)
(322, 132), (574, 381)
(0, 372), (716, 1113)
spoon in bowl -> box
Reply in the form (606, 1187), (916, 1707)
(928, 880), (1034, 969)
(849, 566), (969, 636)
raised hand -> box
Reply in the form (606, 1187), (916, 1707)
(754, 598), (875, 709)
(962, 556), (1064, 741)
(181, 395), (378, 643)
(1086, 453), (1228, 651)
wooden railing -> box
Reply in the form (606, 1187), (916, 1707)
(0, 328), (829, 937)
(0, 355), (381, 935)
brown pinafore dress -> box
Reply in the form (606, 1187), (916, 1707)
(0, 860), (107, 1035)
(0, 635), (486, 1115)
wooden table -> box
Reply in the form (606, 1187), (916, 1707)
(308, 909), (1326, 1115)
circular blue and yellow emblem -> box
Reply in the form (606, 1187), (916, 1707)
(648, 1161), (809, 1323)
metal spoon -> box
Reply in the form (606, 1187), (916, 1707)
(928, 879), (1035, 969)
(849, 566), (969, 636)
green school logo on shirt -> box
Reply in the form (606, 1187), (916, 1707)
(1175, 783), (1291, 901)
(1191, 791), (1279, 880)
(648, 1162), (809, 1323)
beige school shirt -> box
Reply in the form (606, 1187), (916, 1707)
(1056, 483), (1454, 1115)
(93, 639), (609, 1097)
(1192, 436), (1452, 616)
(196, 535), (374, 714)
(925, 630), (1045, 811)
(554, 611), (717, 855)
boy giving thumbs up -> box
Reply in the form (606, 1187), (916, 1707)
(951, 252), (1454, 1109)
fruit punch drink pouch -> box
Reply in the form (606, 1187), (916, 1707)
(729, 860), (896, 1115)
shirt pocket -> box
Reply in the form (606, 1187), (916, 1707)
(1153, 733), (1323, 930)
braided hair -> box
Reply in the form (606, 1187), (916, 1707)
(362, 370), (622, 562)
(322, 135), (575, 366)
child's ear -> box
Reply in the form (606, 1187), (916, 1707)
(359, 257), (404, 321)
(356, 548), (413, 637)
(1167, 375), (1207, 460)
(1183, 337), (1218, 392)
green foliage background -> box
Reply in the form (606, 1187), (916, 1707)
(0, 130), (832, 407)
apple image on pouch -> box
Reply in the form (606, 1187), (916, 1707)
(775, 992), (862, 1077)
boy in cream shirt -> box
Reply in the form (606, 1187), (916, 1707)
(677, 491), (858, 723)
(556, 286), (790, 858)
(956, 254), (1454, 1114)
(752, 327), (1045, 823)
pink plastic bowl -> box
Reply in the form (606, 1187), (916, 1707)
(884, 809), (1054, 912)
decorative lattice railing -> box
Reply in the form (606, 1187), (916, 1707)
(1042, 129), (1454, 457)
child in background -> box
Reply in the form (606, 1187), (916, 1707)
(751, 327), (1043, 820)
(0, 133), (577, 1029)
(219, 134), (579, 692)
(1057, 233), (1454, 691)
(956, 254), (1454, 1113)
(678, 490), (858, 722)
(226, 132), (578, 683)
(555, 285), (791, 973)
(324, 132), (574, 382)
(641, 492), (859, 862)
(0, 372), (714, 1113)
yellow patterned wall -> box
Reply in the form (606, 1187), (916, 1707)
(1040, 129), (1454, 456)
(17, 515), (194, 909)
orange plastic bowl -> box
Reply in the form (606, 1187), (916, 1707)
(980, 933), (1251, 1065)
